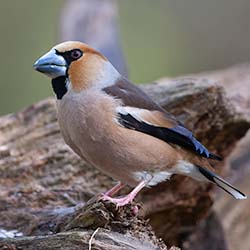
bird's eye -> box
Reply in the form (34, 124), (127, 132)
(70, 49), (82, 60)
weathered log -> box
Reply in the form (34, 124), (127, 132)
(160, 64), (250, 250)
(140, 77), (249, 247)
(196, 64), (250, 250)
(0, 68), (249, 249)
(0, 199), (168, 250)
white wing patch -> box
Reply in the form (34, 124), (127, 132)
(116, 106), (154, 125)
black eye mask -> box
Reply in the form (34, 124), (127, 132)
(55, 49), (83, 65)
(51, 49), (83, 100)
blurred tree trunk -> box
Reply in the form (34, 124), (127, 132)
(59, 0), (128, 77)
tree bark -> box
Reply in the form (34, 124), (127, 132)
(194, 64), (250, 250)
(0, 67), (249, 249)
(0, 199), (169, 250)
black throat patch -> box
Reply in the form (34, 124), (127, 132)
(51, 76), (67, 100)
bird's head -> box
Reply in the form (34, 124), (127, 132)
(33, 41), (120, 99)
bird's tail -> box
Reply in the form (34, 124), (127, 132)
(196, 165), (247, 200)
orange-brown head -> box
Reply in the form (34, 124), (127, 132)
(33, 41), (120, 99)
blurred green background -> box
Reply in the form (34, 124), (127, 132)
(0, 0), (250, 115)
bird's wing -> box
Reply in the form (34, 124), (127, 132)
(103, 78), (222, 160)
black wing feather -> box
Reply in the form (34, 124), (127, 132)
(118, 113), (222, 161)
(103, 77), (221, 161)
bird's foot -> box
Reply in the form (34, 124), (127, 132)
(101, 194), (140, 215)
(101, 194), (134, 207)
(100, 181), (146, 209)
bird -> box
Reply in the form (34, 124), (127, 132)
(33, 41), (247, 206)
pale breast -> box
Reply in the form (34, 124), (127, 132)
(56, 90), (180, 186)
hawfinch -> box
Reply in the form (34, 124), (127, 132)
(33, 41), (247, 206)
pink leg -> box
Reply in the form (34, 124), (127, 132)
(102, 181), (146, 207)
(104, 182), (125, 197)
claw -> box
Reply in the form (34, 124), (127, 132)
(100, 181), (146, 207)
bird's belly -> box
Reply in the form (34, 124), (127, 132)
(56, 95), (179, 186)
(63, 124), (178, 186)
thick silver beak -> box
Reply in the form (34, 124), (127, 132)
(33, 49), (67, 79)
